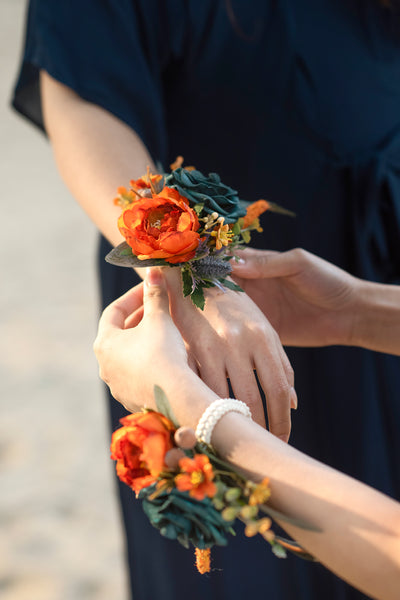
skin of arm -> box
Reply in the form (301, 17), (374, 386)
(94, 269), (400, 600)
(41, 71), (296, 435)
(231, 247), (400, 355)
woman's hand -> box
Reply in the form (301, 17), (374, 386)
(163, 268), (296, 440)
(231, 248), (360, 347)
(94, 268), (189, 413)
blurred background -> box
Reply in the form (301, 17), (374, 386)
(0, 1), (128, 598)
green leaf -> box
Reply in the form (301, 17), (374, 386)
(241, 230), (251, 244)
(220, 279), (243, 293)
(153, 385), (180, 428)
(190, 285), (205, 310)
(181, 269), (193, 297)
(232, 221), (241, 235)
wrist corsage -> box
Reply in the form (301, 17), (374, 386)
(105, 157), (294, 309)
(110, 387), (316, 574)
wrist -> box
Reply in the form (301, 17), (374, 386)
(348, 279), (400, 354)
(341, 277), (366, 347)
(153, 367), (218, 430)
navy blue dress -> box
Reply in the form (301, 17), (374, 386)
(13, 2), (400, 599)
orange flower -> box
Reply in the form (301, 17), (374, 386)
(210, 219), (234, 250)
(130, 172), (164, 195)
(242, 199), (270, 228)
(113, 186), (138, 208)
(195, 548), (211, 574)
(175, 454), (217, 500)
(110, 411), (175, 494)
(118, 187), (201, 264)
(169, 155), (196, 171)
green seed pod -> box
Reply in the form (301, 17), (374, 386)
(224, 487), (242, 503)
(221, 506), (239, 522)
(240, 505), (258, 520)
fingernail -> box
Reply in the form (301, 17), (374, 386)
(146, 267), (163, 286)
(236, 258), (245, 264)
(290, 387), (298, 410)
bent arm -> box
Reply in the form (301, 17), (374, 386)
(232, 248), (400, 356)
(43, 71), (296, 435)
(212, 411), (400, 600)
(131, 357), (400, 599)
(95, 273), (400, 600)
(40, 71), (154, 246)
(166, 375), (400, 600)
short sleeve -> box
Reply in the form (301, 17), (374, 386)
(11, 0), (185, 163)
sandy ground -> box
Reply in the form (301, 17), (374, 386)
(0, 1), (128, 598)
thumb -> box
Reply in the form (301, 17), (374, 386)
(143, 267), (171, 318)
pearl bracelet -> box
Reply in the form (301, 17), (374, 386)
(195, 399), (252, 444)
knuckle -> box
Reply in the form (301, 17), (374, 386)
(97, 363), (109, 385)
(248, 321), (270, 340)
(146, 287), (165, 300)
(277, 380), (292, 400)
(92, 335), (104, 359)
(254, 252), (268, 269)
(291, 247), (309, 266)
(218, 324), (241, 341)
(270, 418), (291, 439)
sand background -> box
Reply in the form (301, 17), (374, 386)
(1, 1), (128, 598)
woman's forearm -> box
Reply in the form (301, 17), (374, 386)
(352, 279), (400, 356)
(210, 411), (400, 599)
(166, 374), (400, 599)
(40, 71), (154, 246)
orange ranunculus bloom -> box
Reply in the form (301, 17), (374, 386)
(118, 187), (201, 264)
(110, 411), (175, 494)
(175, 454), (217, 501)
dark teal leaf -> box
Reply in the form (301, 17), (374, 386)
(160, 524), (179, 540)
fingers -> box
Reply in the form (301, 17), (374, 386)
(253, 333), (295, 442)
(231, 248), (308, 280)
(97, 282), (144, 336)
(142, 268), (171, 318)
(124, 304), (144, 329)
(197, 359), (230, 399)
(226, 360), (266, 428)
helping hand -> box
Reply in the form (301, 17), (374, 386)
(94, 268), (189, 413)
(231, 248), (360, 347)
(163, 268), (296, 441)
